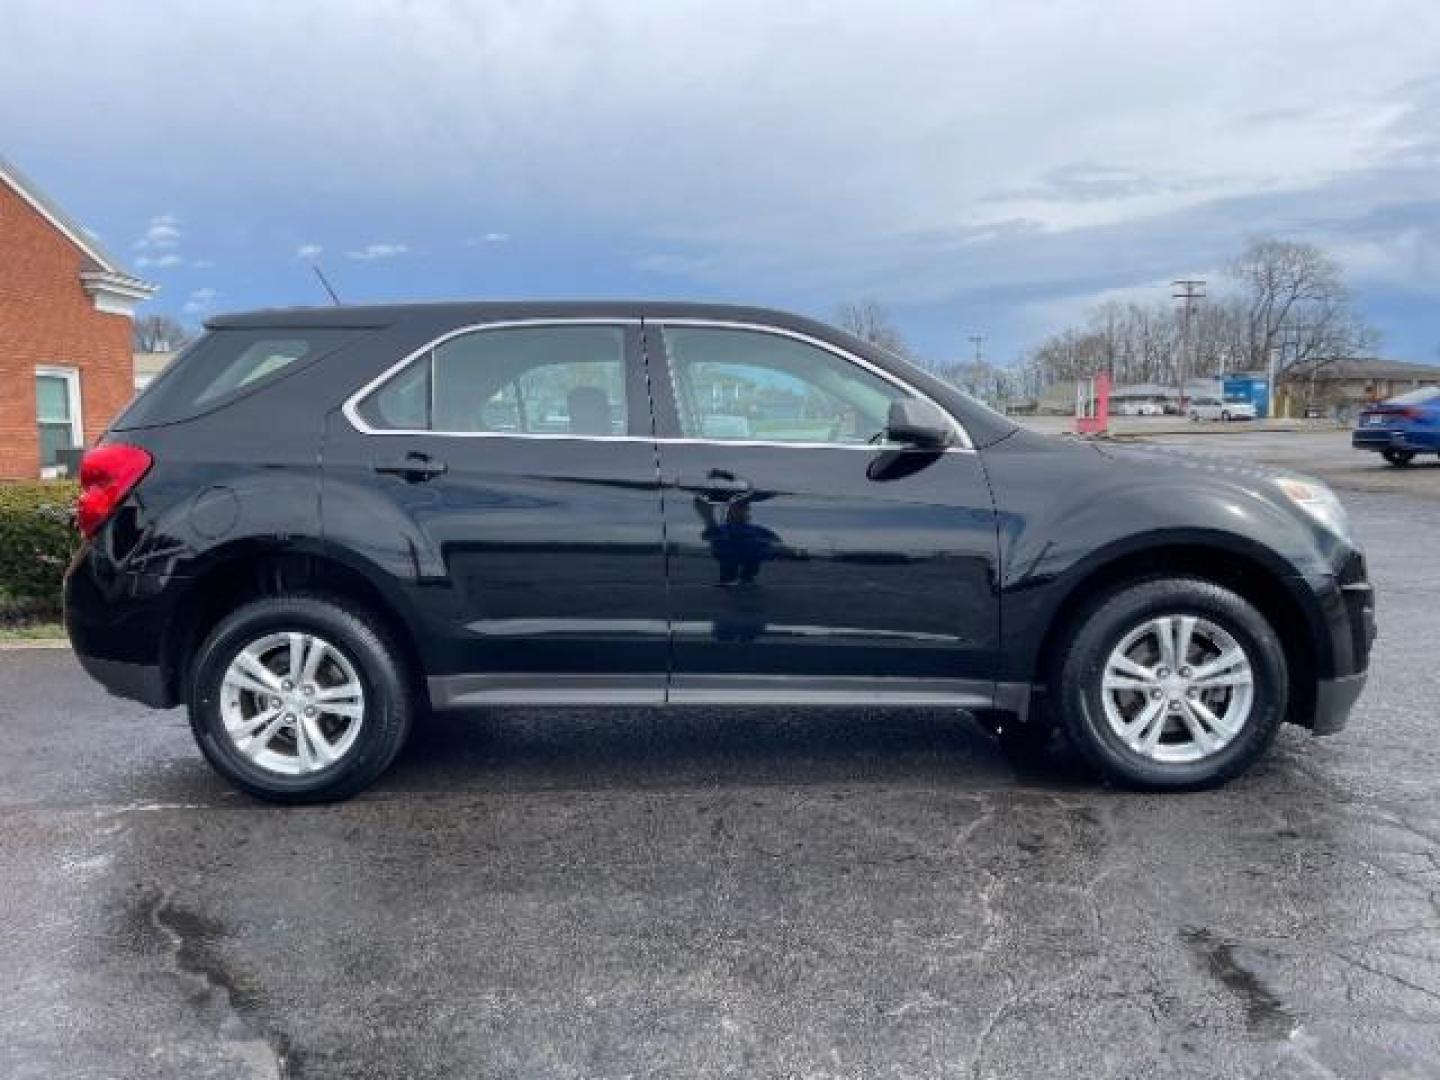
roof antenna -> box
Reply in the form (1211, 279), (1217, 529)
(312, 263), (342, 306)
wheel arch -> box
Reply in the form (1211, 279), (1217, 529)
(1027, 537), (1325, 729)
(161, 539), (427, 708)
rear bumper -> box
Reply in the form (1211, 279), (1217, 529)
(64, 544), (182, 709)
(73, 652), (173, 709)
(1352, 428), (1439, 452)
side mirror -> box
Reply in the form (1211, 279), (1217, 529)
(885, 398), (953, 449)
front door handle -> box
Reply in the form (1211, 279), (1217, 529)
(373, 452), (448, 482)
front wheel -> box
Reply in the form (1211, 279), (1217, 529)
(1053, 578), (1287, 790)
(1382, 448), (1415, 467)
(189, 595), (413, 803)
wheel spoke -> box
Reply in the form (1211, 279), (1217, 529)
(313, 681), (360, 702)
(1175, 616), (1197, 667)
(1103, 675), (1154, 692)
(286, 633), (306, 683)
(225, 670), (278, 699)
(1191, 671), (1252, 691)
(317, 701), (364, 720)
(1120, 697), (1166, 751)
(1153, 618), (1178, 671)
(1190, 648), (1247, 682)
(234, 650), (282, 692)
(1177, 700), (1220, 754)
(300, 636), (329, 686)
(1188, 695), (1240, 739)
(296, 716), (337, 771)
(1109, 654), (1156, 681)
(237, 711), (286, 755)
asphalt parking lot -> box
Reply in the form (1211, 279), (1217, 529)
(3, 429), (1439, 1079)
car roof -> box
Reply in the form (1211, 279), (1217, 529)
(206, 300), (823, 331)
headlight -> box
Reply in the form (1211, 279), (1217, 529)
(1276, 477), (1352, 539)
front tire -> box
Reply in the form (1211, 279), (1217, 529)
(189, 595), (413, 803)
(1382, 448), (1415, 467)
(1053, 577), (1286, 790)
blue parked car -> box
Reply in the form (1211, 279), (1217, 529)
(1353, 387), (1440, 466)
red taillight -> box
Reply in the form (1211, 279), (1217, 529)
(76, 443), (153, 538)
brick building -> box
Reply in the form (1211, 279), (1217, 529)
(0, 156), (154, 479)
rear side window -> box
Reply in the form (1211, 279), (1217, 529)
(115, 328), (359, 429)
(355, 325), (629, 436)
(1388, 386), (1440, 406)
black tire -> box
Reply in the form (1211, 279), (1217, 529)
(1052, 577), (1287, 790)
(1382, 448), (1415, 467)
(1220, 410), (1231, 422)
(189, 594), (413, 803)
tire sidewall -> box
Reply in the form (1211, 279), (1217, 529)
(1059, 578), (1287, 789)
(190, 597), (409, 802)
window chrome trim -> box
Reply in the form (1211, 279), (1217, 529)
(342, 316), (975, 452)
(654, 318), (973, 451)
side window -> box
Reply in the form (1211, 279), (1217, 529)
(358, 325), (629, 435)
(661, 326), (906, 444)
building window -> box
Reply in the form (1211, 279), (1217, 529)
(35, 367), (83, 476)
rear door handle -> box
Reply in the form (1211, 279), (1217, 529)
(373, 453), (448, 482)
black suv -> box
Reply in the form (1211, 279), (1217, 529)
(65, 302), (1374, 801)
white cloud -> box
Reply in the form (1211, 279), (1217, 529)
(134, 213), (181, 251)
(295, 243), (324, 260)
(135, 253), (183, 269)
(182, 287), (219, 315)
(190, 258), (216, 269)
(345, 242), (408, 261)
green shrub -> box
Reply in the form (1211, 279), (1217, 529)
(0, 481), (79, 621)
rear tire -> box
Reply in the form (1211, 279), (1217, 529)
(1382, 448), (1415, 467)
(189, 594), (413, 803)
(1053, 577), (1287, 790)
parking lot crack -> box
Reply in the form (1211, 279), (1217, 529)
(144, 888), (291, 1080)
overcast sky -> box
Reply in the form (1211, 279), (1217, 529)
(5, 0), (1440, 363)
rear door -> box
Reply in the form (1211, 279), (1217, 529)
(323, 319), (669, 707)
(644, 319), (1000, 705)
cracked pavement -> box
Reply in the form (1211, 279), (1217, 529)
(2, 431), (1439, 1078)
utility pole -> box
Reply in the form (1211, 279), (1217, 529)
(1172, 279), (1206, 411)
(968, 333), (985, 366)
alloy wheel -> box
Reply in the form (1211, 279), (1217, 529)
(1099, 615), (1254, 764)
(218, 631), (366, 775)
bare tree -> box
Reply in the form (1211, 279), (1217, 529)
(1227, 237), (1377, 384)
(132, 314), (192, 353)
(835, 298), (912, 358)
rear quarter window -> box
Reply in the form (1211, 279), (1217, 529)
(114, 328), (360, 429)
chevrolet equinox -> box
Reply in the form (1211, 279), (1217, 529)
(64, 302), (1375, 801)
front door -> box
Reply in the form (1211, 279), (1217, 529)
(324, 320), (669, 706)
(645, 321), (1000, 705)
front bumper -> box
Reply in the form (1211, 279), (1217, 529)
(1312, 671), (1368, 735)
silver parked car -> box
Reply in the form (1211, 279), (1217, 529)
(1189, 396), (1257, 422)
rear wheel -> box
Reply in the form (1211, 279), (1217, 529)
(1053, 577), (1286, 790)
(189, 595), (413, 803)
(1382, 448), (1415, 467)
